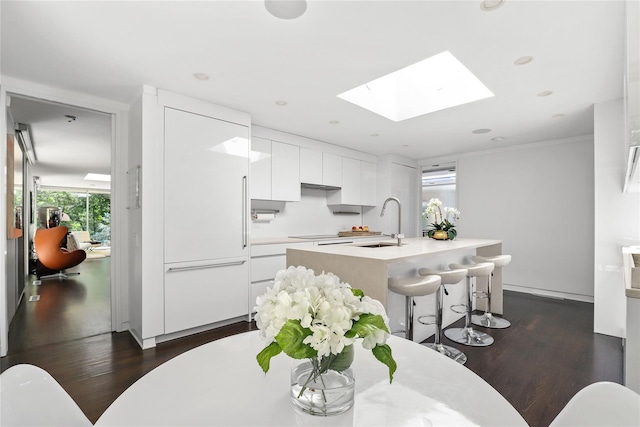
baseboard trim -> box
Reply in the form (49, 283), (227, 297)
(504, 284), (594, 303)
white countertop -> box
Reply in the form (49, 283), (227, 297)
(251, 234), (389, 246)
(96, 330), (527, 426)
(287, 237), (502, 263)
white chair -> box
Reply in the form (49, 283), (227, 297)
(388, 275), (441, 341)
(418, 267), (469, 364)
(549, 382), (640, 426)
(471, 254), (512, 328)
(0, 364), (93, 426)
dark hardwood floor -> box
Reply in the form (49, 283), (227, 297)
(1, 260), (623, 427)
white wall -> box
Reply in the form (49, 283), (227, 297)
(436, 136), (595, 300)
(594, 98), (640, 337)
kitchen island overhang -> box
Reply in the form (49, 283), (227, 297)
(286, 237), (505, 342)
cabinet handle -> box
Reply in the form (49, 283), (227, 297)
(167, 260), (246, 273)
(242, 175), (248, 249)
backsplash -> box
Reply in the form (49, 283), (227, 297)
(250, 188), (363, 238)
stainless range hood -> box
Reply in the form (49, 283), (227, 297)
(301, 182), (341, 191)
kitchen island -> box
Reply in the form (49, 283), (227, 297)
(287, 237), (504, 342)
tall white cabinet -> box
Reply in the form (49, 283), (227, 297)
(163, 106), (250, 334)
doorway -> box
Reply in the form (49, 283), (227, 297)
(6, 95), (113, 352)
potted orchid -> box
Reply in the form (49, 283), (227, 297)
(255, 266), (396, 416)
(423, 198), (460, 240)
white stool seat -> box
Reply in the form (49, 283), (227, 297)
(471, 254), (512, 268)
(419, 268), (468, 285)
(450, 261), (494, 277)
(388, 275), (441, 297)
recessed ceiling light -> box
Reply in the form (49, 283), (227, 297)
(370, 133), (380, 137)
(537, 90), (553, 97)
(491, 136), (505, 142)
(84, 173), (111, 182)
(480, 0), (505, 11)
(401, 144), (409, 148)
(275, 100), (288, 106)
(337, 51), (494, 122)
(472, 128), (492, 134)
(552, 114), (566, 118)
(329, 120), (340, 125)
(265, 0), (307, 19)
(514, 56), (534, 66)
(193, 73), (209, 81)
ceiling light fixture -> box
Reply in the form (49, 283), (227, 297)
(370, 133), (380, 137)
(472, 128), (492, 134)
(275, 100), (288, 106)
(537, 90), (553, 97)
(337, 51), (494, 122)
(193, 73), (209, 81)
(329, 120), (340, 125)
(265, 0), (307, 19)
(480, 0), (505, 12)
(514, 56), (534, 65)
(491, 136), (505, 142)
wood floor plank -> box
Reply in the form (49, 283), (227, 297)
(1, 258), (624, 427)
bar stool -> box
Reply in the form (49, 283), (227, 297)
(470, 254), (512, 329)
(417, 267), (469, 364)
(388, 275), (441, 341)
(444, 262), (495, 347)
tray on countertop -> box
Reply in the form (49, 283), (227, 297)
(338, 231), (382, 237)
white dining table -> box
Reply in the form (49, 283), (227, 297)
(95, 331), (528, 427)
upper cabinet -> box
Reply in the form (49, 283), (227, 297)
(327, 157), (377, 206)
(300, 148), (342, 189)
(251, 138), (300, 202)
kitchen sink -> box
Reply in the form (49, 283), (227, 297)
(359, 242), (404, 248)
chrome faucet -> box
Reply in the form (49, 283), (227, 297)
(380, 197), (403, 246)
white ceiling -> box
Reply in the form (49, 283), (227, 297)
(1, 0), (627, 188)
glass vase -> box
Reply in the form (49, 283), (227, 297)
(290, 356), (355, 416)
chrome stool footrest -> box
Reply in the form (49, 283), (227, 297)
(417, 314), (436, 326)
(450, 304), (467, 315)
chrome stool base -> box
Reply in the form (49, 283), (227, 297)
(423, 342), (467, 364)
(472, 312), (511, 329)
(444, 327), (494, 347)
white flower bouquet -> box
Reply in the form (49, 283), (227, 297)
(255, 266), (397, 385)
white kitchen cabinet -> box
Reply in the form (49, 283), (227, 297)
(250, 136), (272, 200)
(300, 148), (342, 188)
(250, 242), (313, 316)
(272, 141), (300, 201)
(300, 147), (323, 185)
(250, 139), (300, 202)
(165, 258), (249, 334)
(327, 157), (376, 206)
(323, 153), (342, 188)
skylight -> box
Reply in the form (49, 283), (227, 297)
(337, 51), (494, 122)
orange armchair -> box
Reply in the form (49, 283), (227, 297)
(34, 226), (86, 279)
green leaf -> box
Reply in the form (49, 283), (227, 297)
(427, 230), (435, 238)
(256, 341), (282, 373)
(372, 344), (397, 383)
(346, 313), (390, 339)
(351, 288), (365, 298)
(275, 320), (316, 359)
(325, 344), (354, 372)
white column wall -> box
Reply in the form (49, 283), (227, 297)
(594, 98), (640, 337)
(456, 136), (595, 300)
